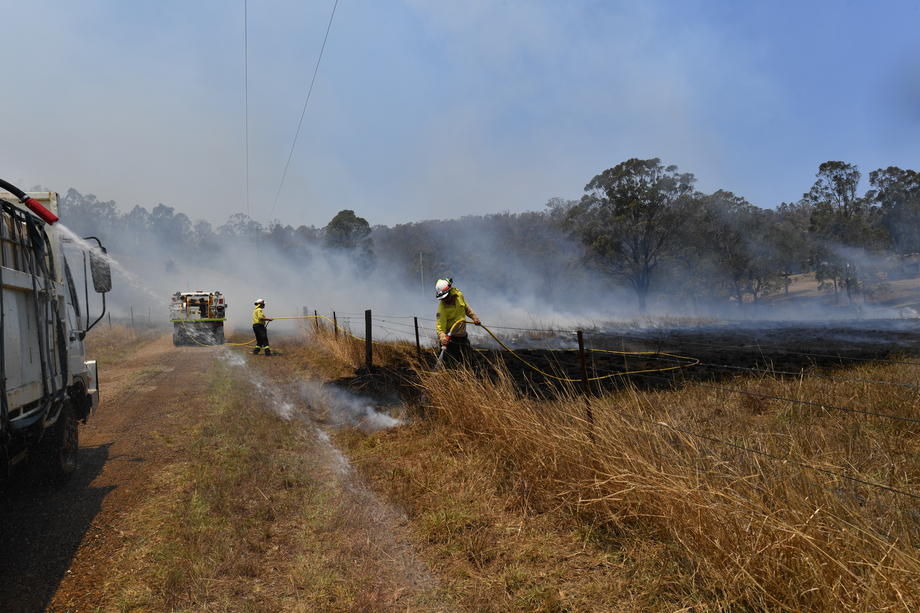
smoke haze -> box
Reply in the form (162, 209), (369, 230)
(4, 1), (920, 228)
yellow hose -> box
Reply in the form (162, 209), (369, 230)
(221, 314), (700, 381)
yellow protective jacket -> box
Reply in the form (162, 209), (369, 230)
(436, 288), (478, 339)
(252, 306), (267, 325)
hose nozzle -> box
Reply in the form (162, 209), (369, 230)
(23, 197), (59, 225)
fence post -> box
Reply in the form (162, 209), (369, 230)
(577, 330), (595, 438)
(130, 305), (134, 329)
(108, 312), (111, 328)
(365, 309), (373, 370)
(314, 309), (319, 333)
(333, 311), (338, 339)
(414, 316), (422, 360)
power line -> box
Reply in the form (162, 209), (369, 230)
(269, 0), (339, 221)
(243, 0), (250, 217)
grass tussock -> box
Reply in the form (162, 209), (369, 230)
(416, 360), (920, 612)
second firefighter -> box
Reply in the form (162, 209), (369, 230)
(252, 298), (274, 356)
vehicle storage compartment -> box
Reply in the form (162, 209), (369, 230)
(1, 184), (110, 480)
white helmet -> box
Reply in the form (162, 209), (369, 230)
(435, 278), (452, 300)
(254, 298), (265, 306)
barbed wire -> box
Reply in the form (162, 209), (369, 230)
(635, 336), (920, 367)
(252, 308), (920, 502)
(292, 308), (920, 393)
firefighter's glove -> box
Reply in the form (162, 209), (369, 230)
(439, 332), (449, 346)
(472, 318), (481, 326)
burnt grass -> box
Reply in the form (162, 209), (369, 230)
(335, 320), (920, 400)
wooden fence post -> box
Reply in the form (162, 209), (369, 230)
(577, 330), (595, 438)
(314, 309), (319, 333)
(333, 311), (338, 339)
(365, 309), (373, 370)
(414, 316), (422, 360)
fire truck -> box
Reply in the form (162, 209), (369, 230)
(1, 179), (108, 481)
(170, 291), (227, 346)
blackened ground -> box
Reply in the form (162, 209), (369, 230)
(336, 320), (920, 398)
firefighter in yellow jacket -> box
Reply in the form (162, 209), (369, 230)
(435, 278), (481, 364)
(252, 298), (274, 356)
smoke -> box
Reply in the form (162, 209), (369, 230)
(54, 186), (918, 347)
(296, 379), (403, 432)
(53, 187), (642, 341)
(218, 348), (400, 433)
(216, 346), (400, 481)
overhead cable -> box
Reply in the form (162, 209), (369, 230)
(269, 0), (339, 221)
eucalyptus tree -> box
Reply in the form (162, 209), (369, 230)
(868, 166), (920, 255)
(563, 158), (696, 311)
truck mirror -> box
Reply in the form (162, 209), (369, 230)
(89, 250), (112, 293)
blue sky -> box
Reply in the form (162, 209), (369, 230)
(2, 0), (919, 227)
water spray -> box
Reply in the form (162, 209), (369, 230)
(436, 333), (451, 368)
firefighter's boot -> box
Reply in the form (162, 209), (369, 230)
(264, 347), (272, 356)
(253, 346), (261, 354)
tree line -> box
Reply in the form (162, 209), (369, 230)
(57, 158), (920, 312)
(553, 158), (919, 310)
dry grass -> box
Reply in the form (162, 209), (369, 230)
(415, 360), (920, 612)
(338, 420), (655, 611)
(233, 325), (920, 611)
(100, 365), (442, 612)
(293, 319), (423, 374)
(84, 323), (162, 366)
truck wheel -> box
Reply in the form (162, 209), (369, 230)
(39, 403), (79, 482)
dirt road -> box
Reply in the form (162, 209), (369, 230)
(0, 337), (214, 612)
(0, 337), (444, 613)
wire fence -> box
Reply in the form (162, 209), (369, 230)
(234, 306), (920, 502)
(631, 336), (920, 367)
(290, 308), (920, 389)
